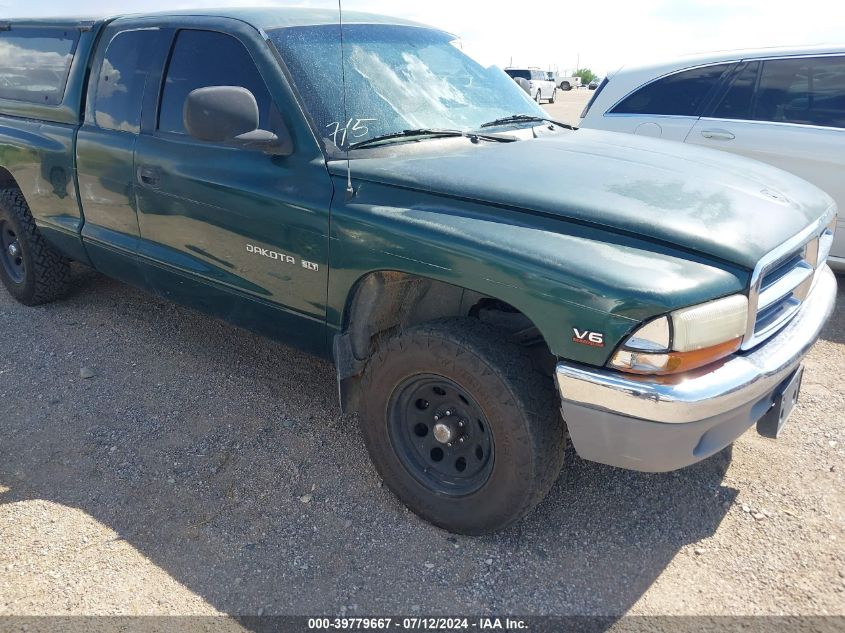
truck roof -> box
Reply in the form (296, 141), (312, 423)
(3, 7), (428, 32)
(0, 17), (99, 28)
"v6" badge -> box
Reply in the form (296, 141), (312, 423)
(572, 328), (605, 347)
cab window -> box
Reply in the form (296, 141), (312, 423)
(611, 64), (731, 116)
(158, 29), (276, 136)
(0, 27), (78, 104)
(92, 30), (159, 133)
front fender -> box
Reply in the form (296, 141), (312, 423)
(327, 177), (748, 366)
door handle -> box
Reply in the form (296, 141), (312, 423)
(137, 165), (161, 187)
(700, 129), (735, 141)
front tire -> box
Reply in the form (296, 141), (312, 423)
(358, 319), (566, 534)
(549, 89), (557, 103)
(0, 188), (70, 305)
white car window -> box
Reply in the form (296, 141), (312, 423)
(754, 56), (845, 129)
(711, 61), (760, 120)
(506, 69), (530, 81)
(611, 64), (731, 116)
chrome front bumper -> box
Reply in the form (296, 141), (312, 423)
(555, 266), (838, 471)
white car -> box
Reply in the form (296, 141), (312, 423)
(504, 67), (557, 103)
(579, 45), (845, 270)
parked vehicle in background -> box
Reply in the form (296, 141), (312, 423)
(0, 11), (838, 535)
(554, 72), (582, 91)
(588, 78), (601, 90)
(504, 67), (557, 102)
(579, 46), (845, 270)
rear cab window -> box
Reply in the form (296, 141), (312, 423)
(610, 63), (731, 116)
(0, 27), (79, 104)
(91, 29), (162, 134)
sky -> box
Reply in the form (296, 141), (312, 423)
(2, 0), (844, 76)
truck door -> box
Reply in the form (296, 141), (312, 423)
(76, 25), (171, 284)
(133, 22), (333, 354)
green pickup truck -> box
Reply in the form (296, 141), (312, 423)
(0, 8), (838, 534)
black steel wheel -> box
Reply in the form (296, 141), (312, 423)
(0, 219), (25, 284)
(389, 374), (494, 496)
(358, 318), (566, 534)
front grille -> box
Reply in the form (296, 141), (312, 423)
(742, 212), (836, 351)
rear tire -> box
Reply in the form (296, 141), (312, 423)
(0, 188), (70, 305)
(358, 318), (566, 534)
(560, 81), (571, 91)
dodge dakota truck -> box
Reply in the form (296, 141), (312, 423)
(0, 8), (838, 534)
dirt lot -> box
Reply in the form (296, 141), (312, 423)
(544, 86), (594, 124)
(0, 87), (844, 619)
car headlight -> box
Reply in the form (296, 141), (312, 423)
(818, 211), (837, 267)
(609, 294), (748, 375)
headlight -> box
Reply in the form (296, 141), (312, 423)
(609, 294), (748, 375)
(818, 211), (837, 267)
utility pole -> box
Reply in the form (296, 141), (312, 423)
(576, 53), (580, 72)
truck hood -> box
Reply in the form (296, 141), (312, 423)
(339, 129), (834, 270)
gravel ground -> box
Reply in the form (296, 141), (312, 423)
(0, 263), (843, 618)
(543, 86), (593, 124)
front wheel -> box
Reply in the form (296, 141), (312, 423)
(549, 89), (557, 103)
(358, 319), (566, 534)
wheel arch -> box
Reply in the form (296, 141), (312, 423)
(0, 166), (21, 191)
(334, 269), (557, 413)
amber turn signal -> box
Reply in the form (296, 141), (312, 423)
(609, 337), (742, 376)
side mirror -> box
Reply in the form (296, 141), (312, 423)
(184, 86), (259, 142)
(183, 86), (294, 156)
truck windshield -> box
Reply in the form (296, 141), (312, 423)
(268, 24), (545, 154)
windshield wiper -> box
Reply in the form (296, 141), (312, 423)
(347, 128), (514, 150)
(479, 114), (578, 131)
